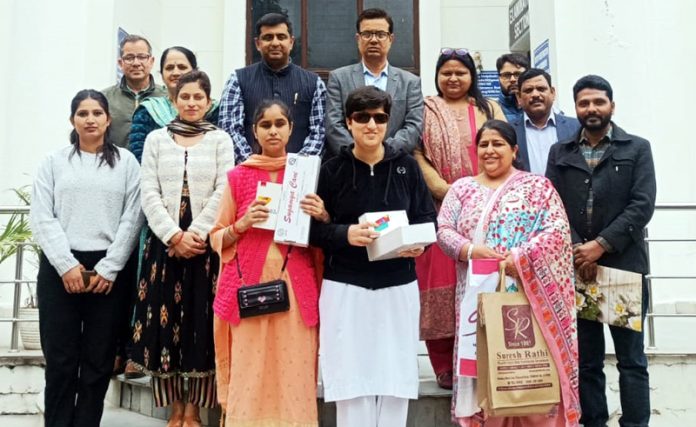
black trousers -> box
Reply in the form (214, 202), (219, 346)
(38, 251), (128, 427)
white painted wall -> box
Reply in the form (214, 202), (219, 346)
(1, 0), (694, 350)
(528, 0), (696, 348)
(434, 0), (511, 96)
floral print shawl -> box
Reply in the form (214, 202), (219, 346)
(437, 171), (580, 426)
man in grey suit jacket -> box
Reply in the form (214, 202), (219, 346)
(325, 8), (423, 157)
(510, 68), (580, 174)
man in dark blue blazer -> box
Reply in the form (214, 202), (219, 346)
(510, 68), (580, 174)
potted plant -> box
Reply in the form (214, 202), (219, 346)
(0, 187), (41, 350)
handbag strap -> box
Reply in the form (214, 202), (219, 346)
(235, 245), (293, 287)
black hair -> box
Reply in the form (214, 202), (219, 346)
(495, 53), (530, 72)
(252, 99), (293, 125)
(573, 74), (613, 101)
(345, 86), (392, 117)
(476, 119), (522, 169)
(356, 8), (393, 33)
(517, 68), (552, 90)
(69, 90), (120, 168)
(119, 34), (152, 57)
(160, 46), (197, 73)
(174, 70), (212, 99)
(256, 12), (293, 36)
(251, 100), (293, 155)
(435, 51), (493, 119)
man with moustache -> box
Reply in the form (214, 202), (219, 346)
(495, 53), (529, 122)
(219, 13), (326, 163)
(511, 68), (579, 174)
(546, 75), (655, 427)
(325, 8), (423, 156)
(103, 34), (167, 148)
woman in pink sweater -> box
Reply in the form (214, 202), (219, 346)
(210, 99), (328, 427)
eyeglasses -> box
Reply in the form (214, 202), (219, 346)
(121, 54), (151, 64)
(499, 71), (523, 80)
(350, 112), (390, 124)
(358, 31), (391, 41)
(440, 48), (470, 58)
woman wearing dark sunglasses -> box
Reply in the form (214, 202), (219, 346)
(310, 86), (436, 427)
(413, 47), (507, 390)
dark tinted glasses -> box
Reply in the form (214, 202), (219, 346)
(350, 112), (390, 124)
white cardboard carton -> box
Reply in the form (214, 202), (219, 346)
(273, 154), (321, 247)
(366, 222), (437, 262)
(253, 181), (283, 230)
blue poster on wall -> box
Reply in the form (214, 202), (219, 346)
(116, 27), (128, 83)
(479, 70), (502, 99)
(534, 39), (550, 73)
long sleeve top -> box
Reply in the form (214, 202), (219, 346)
(30, 146), (144, 281)
(218, 64), (326, 163)
(140, 128), (235, 244)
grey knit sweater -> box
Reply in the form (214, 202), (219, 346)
(30, 146), (144, 281)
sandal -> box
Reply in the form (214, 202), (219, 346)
(436, 371), (454, 390)
(124, 360), (146, 379)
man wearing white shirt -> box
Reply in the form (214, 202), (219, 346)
(511, 68), (580, 174)
(325, 8), (423, 157)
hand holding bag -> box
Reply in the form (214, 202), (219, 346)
(236, 247), (292, 318)
(476, 263), (560, 417)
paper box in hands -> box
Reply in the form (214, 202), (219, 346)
(273, 154), (321, 247)
(358, 210), (436, 261)
(253, 181), (283, 230)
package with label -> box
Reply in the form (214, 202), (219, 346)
(358, 210), (435, 261)
(253, 181), (283, 230)
(273, 154), (321, 247)
(477, 287), (560, 417)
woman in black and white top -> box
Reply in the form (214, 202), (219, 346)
(129, 70), (234, 427)
(310, 86), (437, 427)
(31, 89), (143, 427)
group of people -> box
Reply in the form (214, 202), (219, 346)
(28, 6), (655, 427)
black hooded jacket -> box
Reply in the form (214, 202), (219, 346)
(310, 144), (437, 290)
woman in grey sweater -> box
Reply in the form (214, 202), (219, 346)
(30, 89), (143, 427)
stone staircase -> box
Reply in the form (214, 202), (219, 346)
(0, 351), (44, 416)
(3, 350), (696, 426)
(116, 375), (452, 427)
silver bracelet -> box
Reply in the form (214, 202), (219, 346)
(467, 243), (475, 261)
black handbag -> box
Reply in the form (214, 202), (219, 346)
(236, 246), (292, 319)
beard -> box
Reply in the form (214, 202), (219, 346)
(501, 85), (517, 97)
(580, 113), (612, 131)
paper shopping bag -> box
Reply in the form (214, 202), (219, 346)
(575, 266), (643, 331)
(477, 282), (560, 417)
(457, 259), (515, 377)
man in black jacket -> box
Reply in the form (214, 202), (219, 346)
(546, 75), (655, 427)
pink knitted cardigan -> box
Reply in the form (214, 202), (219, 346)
(213, 165), (319, 327)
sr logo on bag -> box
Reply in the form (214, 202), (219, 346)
(502, 305), (534, 349)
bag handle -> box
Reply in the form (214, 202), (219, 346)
(236, 245), (293, 287)
(498, 260), (522, 293)
(497, 262), (507, 292)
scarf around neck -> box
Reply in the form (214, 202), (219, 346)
(242, 154), (287, 171)
(166, 117), (218, 137)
